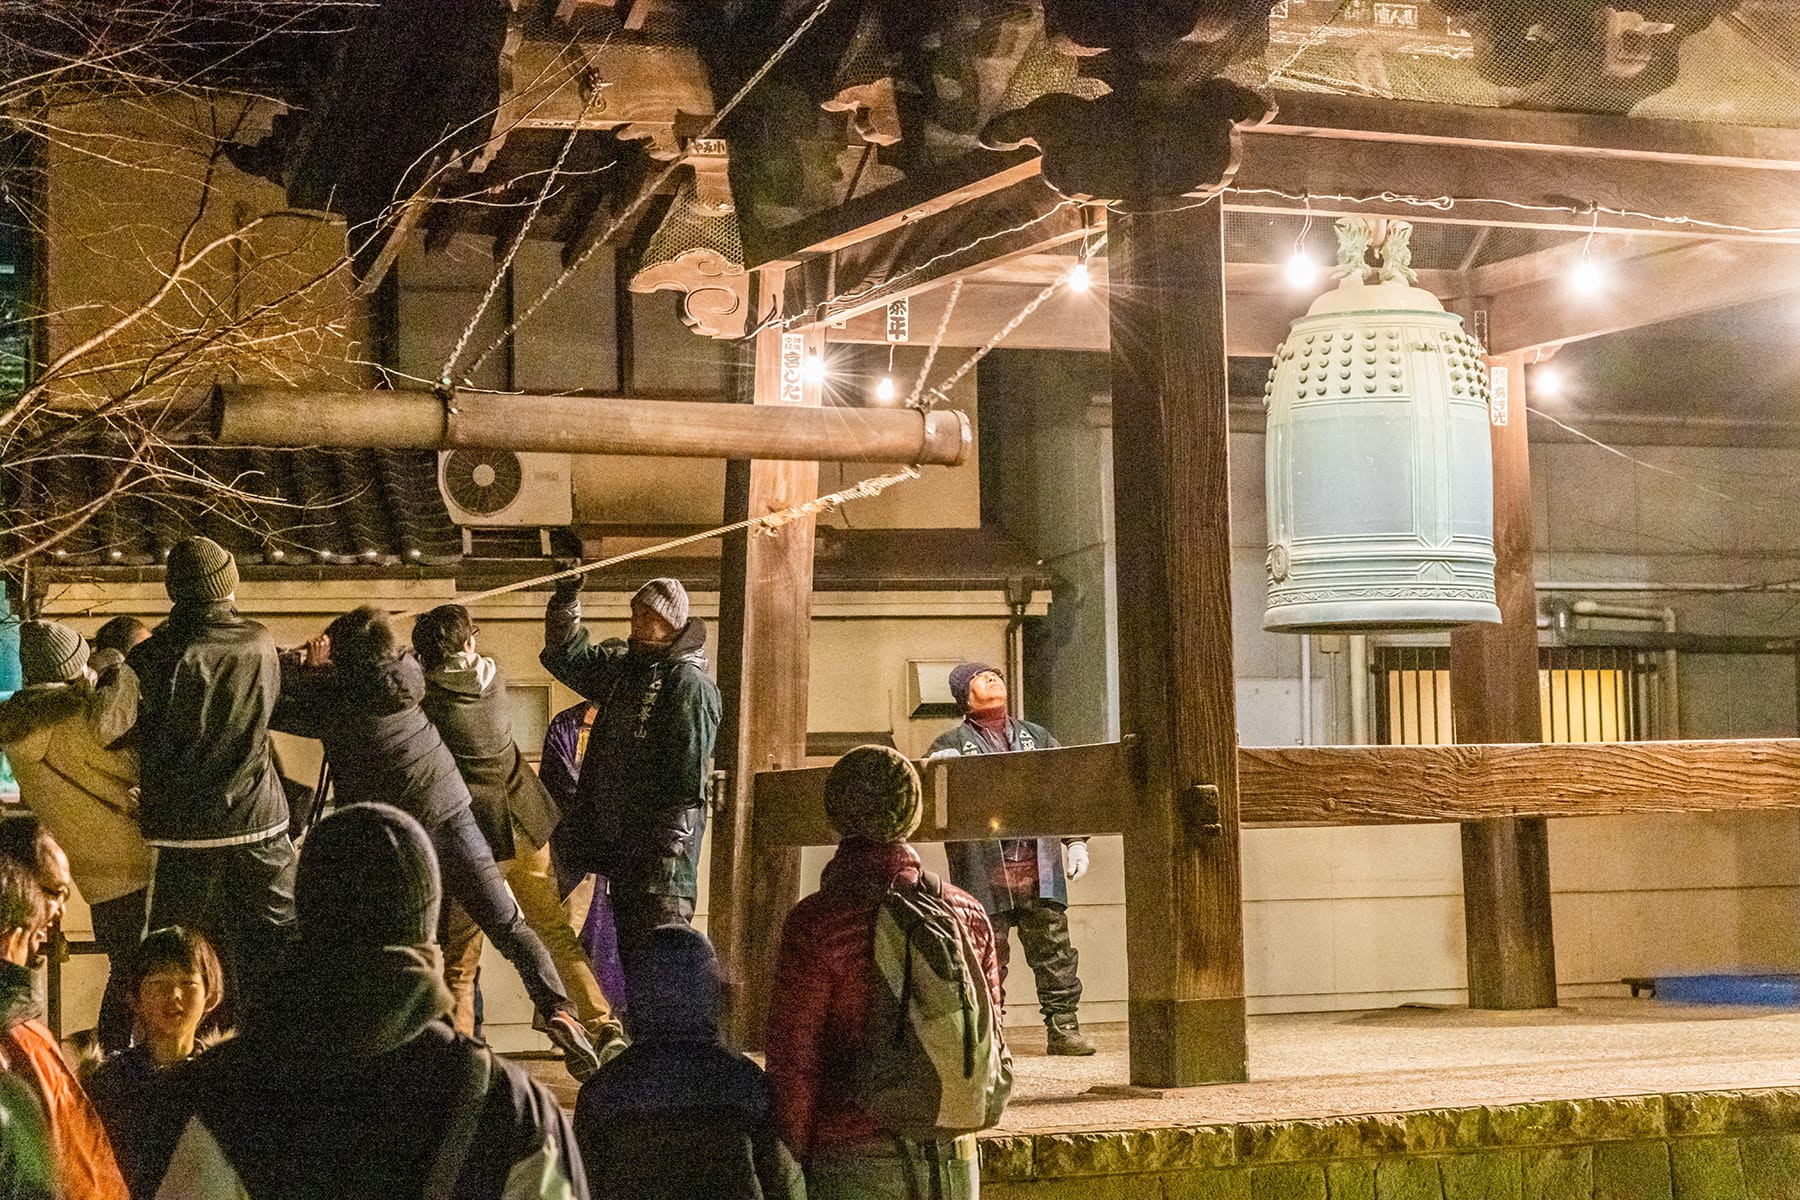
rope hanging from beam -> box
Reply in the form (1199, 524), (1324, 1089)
(411, 463), (920, 616)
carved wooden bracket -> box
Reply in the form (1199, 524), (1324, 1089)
(982, 78), (1274, 207)
(629, 170), (750, 338)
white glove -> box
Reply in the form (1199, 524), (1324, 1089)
(1064, 841), (1090, 883)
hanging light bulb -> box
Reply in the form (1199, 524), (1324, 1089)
(1569, 257), (1605, 295)
(1285, 250), (1319, 289)
(803, 353), (827, 384)
(1533, 365), (1565, 398)
(1067, 259), (1091, 292)
(874, 375), (897, 402)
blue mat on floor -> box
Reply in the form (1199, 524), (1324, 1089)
(1644, 974), (1800, 1006)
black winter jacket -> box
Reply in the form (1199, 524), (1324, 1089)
(540, 600), (721, 897)
(128, 602), (289, 847)
(272, 656), (471, 831)
(422, 654), (561, 860)
(149, 944), (587, 1200)
(575, 1039), (803, 1200)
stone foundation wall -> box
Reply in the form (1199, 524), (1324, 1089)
(980, 1089), (1800, 1199)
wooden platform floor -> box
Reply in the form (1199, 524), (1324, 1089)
(522, 997), (1800, 1130)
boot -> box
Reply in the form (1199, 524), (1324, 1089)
(1046, 1013), (1096, 1056)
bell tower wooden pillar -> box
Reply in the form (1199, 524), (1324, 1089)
(1450, 349), (1558, 1009)
(712, 270), (820, 1048)
(1109, 196), (1249, 1086)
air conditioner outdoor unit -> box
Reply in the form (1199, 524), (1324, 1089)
(438, 450), (573, 527)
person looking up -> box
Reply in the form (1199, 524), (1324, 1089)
(128, 536), (295, 1015)
(273, 607), (599, 1080)
(148, 804), (589, 1200)
(412, 603), (626, 1064)
(927, 662), (1097, 1056)
(0, 622), (151, 1053)
(88, 927), (223, 1198)
(541, 575), (720, 992)
(0, 854), (129, 1200)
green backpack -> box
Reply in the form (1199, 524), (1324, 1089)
(859, 871), (1013, 1139)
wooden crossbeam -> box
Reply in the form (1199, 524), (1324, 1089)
(754, 738), (1800, 846)
(1240, 740), (1800, 825)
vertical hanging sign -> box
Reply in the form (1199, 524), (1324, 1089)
(1489, 364), (1509, 427)
(780, 332), (806, 404)
(885, 297), (910, 343)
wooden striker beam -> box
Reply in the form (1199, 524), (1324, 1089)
(1110, 196), (1247, 1087)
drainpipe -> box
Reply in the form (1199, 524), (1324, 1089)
(1299, 636), (1313, 745)
(1569, 599), (1680, 739)
(1347, 634), (1369, 745)
(1004, 577), (1030, 720)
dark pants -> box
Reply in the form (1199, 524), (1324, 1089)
(89, 888), (148, 1054)
(611, 888), (694, 1003)
(429, 806), (569, 1018)
(147, 836), (298, 1021)
(992, 898), (1082, 1022)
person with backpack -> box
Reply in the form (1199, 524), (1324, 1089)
(766, 745), (1010, 1200)
(926, 662), (1097, 1056)
(147, 803), (588, 1200)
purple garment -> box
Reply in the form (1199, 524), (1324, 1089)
(544, 701), (629, 1006)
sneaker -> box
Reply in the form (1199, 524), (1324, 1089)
(589, 1019), (629, 1068)
(543, 1009), (602, 1081)
(1046, 1014), (1097, 1056)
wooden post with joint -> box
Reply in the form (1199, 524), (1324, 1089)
(1450, 347), (1559, 1009)
(1109, 194), (1249, 1086)
(711, 267), (821, 1049)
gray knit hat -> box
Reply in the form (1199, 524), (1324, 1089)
(164, 536), (239, 603)
(296, 803), (440, 949)
(824, 745), (922, 844)
(632, 577), (689, 629)
(18, 622), (89, 685)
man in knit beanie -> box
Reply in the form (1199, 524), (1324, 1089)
(149, 804), (589, 1199)
(128, 535), (295, 1019)
(542, 569), (720, 999)
(929, 663), (1096, 1056)
(0, 623), (150, 1052)
(576, 924), (804, 1199)
(766, 747), (1003, 1199)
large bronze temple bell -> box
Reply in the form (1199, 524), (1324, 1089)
(1263, 218), (1501, 633)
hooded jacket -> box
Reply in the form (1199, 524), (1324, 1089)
(0, 962), (130, 1200)
(540, 599), (721, 897)
(421, 653), (560, 860)
(272, 657), (471, 831)
(0, 673), (151, 904)
(765, 840), (1001, 1161)
(128, 602), (289, 847)
(148, 943), (588, 1200)
(927, 717), (1077, 912)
